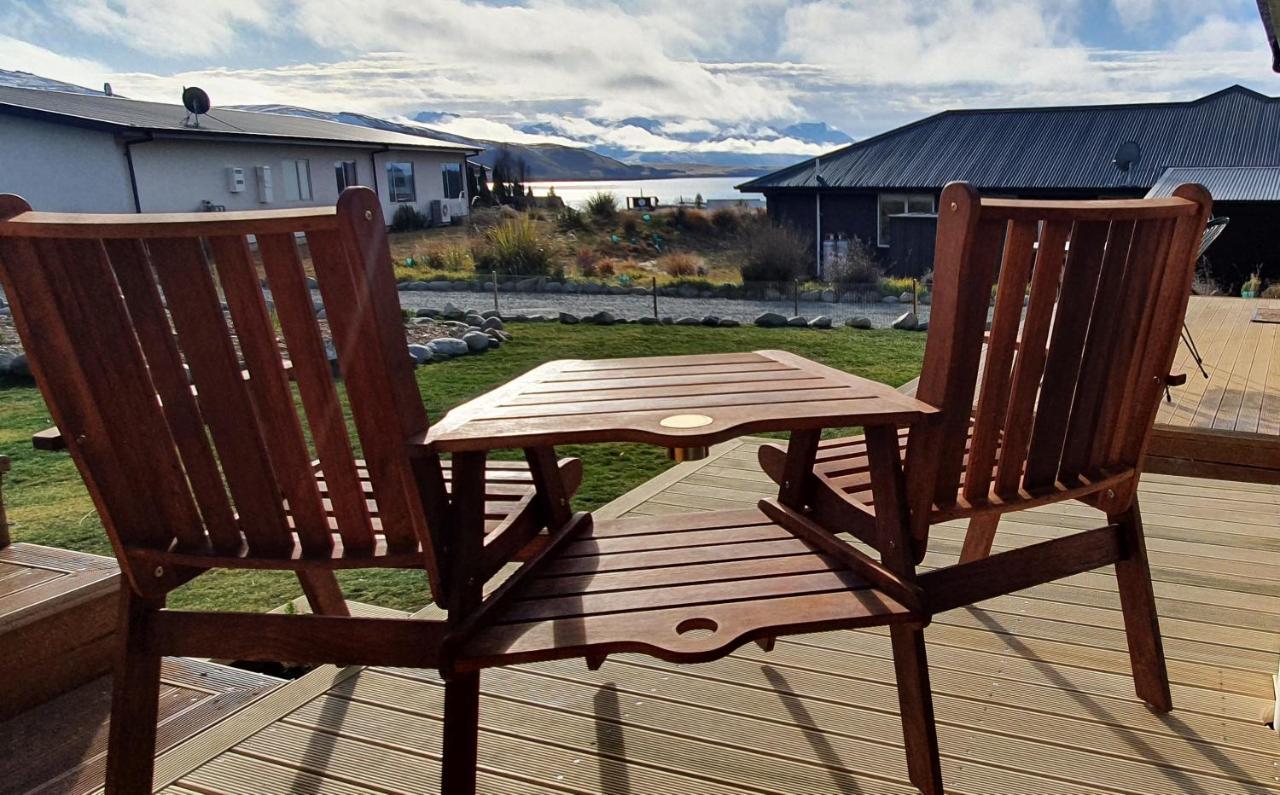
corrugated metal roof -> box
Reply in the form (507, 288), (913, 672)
(0, 85), (477, 153)
(1146, 166), (1280, 201)
(740, 86), (1280, 193)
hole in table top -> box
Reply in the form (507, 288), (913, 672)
(675, 617), (718, 637)
(660, 413), (713, 429)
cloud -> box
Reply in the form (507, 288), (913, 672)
(51, 0), (280, 58)
(0, 36), (110, 88)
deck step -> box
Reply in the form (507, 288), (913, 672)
(0, 657), (282, 795)
(0, 543), (120, 721)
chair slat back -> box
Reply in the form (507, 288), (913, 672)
(904, 183), (1211, 550)
(0, 189), (443, 598)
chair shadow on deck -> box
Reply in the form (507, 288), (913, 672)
(285, 676), (351, 794)
(762, 665), (866, 795)
(966, 606), (1254, 794)
(592, 684), (633, 795)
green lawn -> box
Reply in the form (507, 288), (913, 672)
(0, 324), (924, 613)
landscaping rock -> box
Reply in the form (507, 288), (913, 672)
(674, 316), (701, 325)
(808, 315), (832, 329)
(919, 293), (931, 305)
(429, 337), (469, 357)
(845, 316), (873, 329)
(677, 285), (698, 298)
(892, 312), (919, 331)
(482, 282), (496, 292)
(514, 277), (539, 293)
(462, 331), (491, 352)
(481, 309), (501, 319)
(407, 344), (432, 364)
(413, 317), (437, 326)
(442, 302), (465, 320)
(660, 316), (675, 325)
(544, 282), (563, 292)
(588, 310), (617, 325)
(607, 286), (626, 295)
(0, 349), (16, 375)
(821, 289), (835, 303)
(899, 291), (915, 303)
(786, 316), (808, 327)
(764, 287), (783, 301)
(800, 290), (820, 302)
(10, 354), (32, 378)
(914, 319), (930, 332)
(415, 308), (437, 318)
(630, 286), (650, 296)
(701, 316), (720, 326)
(481, 317), (505, 331)
(559, 312), (580, 324)
(306, 276), (319, 290)
(464, 313), (486, 327)
(881, 295), (899, 304)
(452, 280), (473, 291)
(637, 316), (661, 325)
(562, 282), (580, 293)
(755, 311), (787, 328)
(718, 318), (740, 327)
(426, 281), (453, 292)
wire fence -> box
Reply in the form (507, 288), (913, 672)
(393, 273), (933, 329)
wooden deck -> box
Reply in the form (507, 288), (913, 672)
(135, 437), (1280, 795)
(1147, 296), (1280, 483)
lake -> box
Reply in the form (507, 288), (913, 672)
(524, 176), (759, 210)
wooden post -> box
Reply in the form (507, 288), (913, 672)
(0, 455), (9, 548)
(652, 276), (658, 319)
(491, 271), (499, 314)
(793, 278), (800, 317)
(912, 278), (918, 316)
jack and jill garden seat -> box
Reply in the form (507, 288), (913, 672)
(758, 182), (1212, 793)
(0, 189), (936, 794)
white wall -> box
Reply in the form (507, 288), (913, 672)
(0, 115), (136, 212)
(372, 149), (470, 222)
(131, 138), (469, 222)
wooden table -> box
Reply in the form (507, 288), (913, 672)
(418, 350), (939, 652)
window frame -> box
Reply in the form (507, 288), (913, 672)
(441, 161), (464, 200)
(335, 160), (359, 192)
(282, 158), (313, 202)
(876, 192), (935, 248)
(387, 161), (417, 204)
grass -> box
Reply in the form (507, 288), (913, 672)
(0, 324), (924, 614)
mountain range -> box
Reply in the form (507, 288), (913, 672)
(0, 69), (851, 181)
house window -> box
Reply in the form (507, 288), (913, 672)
(387, 162), (416, 203)
(441, 162), (464, 199)
(282, 159), (313, 201)
(335, 160), (359, 191)
(877, 193), (934, 247)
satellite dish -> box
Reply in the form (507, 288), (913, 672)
(182, 86), (211, 127)
(1113, 140), (1141, 173)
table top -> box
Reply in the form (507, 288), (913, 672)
(419, 350), (937, 453)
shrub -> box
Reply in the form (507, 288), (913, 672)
(879, 276), (920, 297)
(472, 216), (555, 275)
(585, 191), (618, 222)
(1262, 283), (1280, 299)
(658, 252), (702, 277)
(574, 246), (599, 277)
(621, 215), (640, 236)
(557, 206), (588, 232)
(672, 206), (712, 234)
(824, 237), (882, 286)
(434, 244), (473, 272)
(389, 204), (428, 232)
(595, 258), (620, 277)
(740, 223), (812, 283)
(711, 207), (741, 233)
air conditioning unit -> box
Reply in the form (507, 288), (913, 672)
(429, 200), (446, 226)
(227, 167), (246, 193)
(440, 202), (452, 225)
(255, 165), (273, 203)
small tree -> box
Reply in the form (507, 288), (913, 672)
(694, 193), (704, 209)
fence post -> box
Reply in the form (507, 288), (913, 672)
(793, 279), (800, 317)
(492, 271), (499, 314)
(0, 456), (10, 549)
(911, 277), (918, 316)
(652, 277), (658, 319)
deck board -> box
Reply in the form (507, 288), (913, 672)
(143, 436), (1280, 794)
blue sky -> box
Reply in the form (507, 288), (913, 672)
(2, 1), (1274, 156)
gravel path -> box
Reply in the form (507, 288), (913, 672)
(389, 289), (931, 326)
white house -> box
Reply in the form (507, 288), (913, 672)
(0, 85), (479, 223)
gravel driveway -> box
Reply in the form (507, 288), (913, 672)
(389, 289), (931, 327)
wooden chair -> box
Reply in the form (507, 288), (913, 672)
(0, 189), (930, 794)
(758, 181), (1212, 793)
(0, 190), (591, 792)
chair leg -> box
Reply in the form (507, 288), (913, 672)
(1110, 501), (1172, 712)
(959, 514), (1000, 563)
(890, 624), (944, 795)
(105, 589), (164, 795)
(441, 671), (481, 795)
(297, 570), (351, 616)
